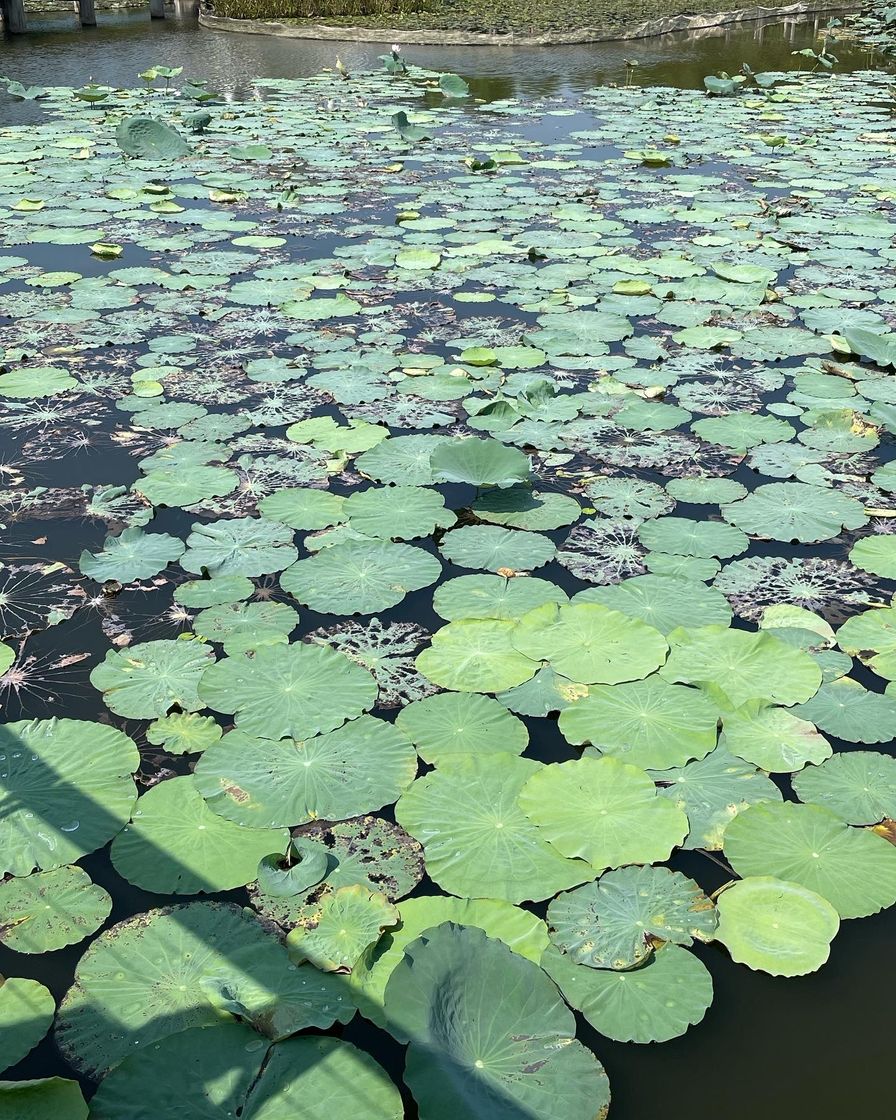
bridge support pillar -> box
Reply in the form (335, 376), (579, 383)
(78, 0), (97, 25)
(149, 0), (166, 17)
(1, 0), (28, 33)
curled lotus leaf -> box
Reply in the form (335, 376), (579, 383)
(519, 756), (689, 871)
(0, 977), (55, 1072)
(383, 923), (611, 1120)
(194, 716), (416, 828)
(79, 527), (184, 583)
(111, 776), (289, 894)
(659, 624), (821, 708)
(714, 876), (839, 976)
(0, 718), (139, 876)
(722, 482), (868, 543)
(547, 865), (717, 970)
(559, 676), (719, 771)
(281, 540), (441, 615)
(115, 115), (190, 159)
(198, 642), (377, 741)
(55, 902), (355, 1076)
(542, 941), (713, 1044)
(792, 751), (896, 825)
(90, 639), (215, 719)
(395, 691), (528, 765)
(395, 754), (589, 903)
(256, 838), (329, 898)
(0, 866), (111, 953)
(723, 801), (896, 919)
(511, 601), (668, 685)
(286, 884), (399, 972)
(415, 619), (538, 693)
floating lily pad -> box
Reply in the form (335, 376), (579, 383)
(792, 677), (896, 744)
(145, 713), (222, 754)
(0, 977), (55, 1072)
(439, 524), (556, 572)
(722, 482), (868, 543)
(181, 518), (298, 577)
(836, 606), (896, 681)
(0, 866), (111, 953)
(433, 574), (567, 621)
(80, 527), (184, 583)
(575, 574), (732, 634)
(416, 618), (538, 693)
(90, 639), (215, 719)
(429, 438), (530, 488)
(0, 1077), (86, 1119)
(286, 885), (398, 972)
(719, 702), (831, 772)
(395, 691), (528, 765)
(792, 751), (896, 825)
(344, 486), (452, 540)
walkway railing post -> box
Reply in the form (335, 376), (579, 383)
(149, 0), (166, 17)
(78, 0), (97, 26)
(1, 0), (29, 33)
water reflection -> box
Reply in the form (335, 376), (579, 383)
(0, 3), (876, 103)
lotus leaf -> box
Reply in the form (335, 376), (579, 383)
(286, 885), (398, 972)
(198, 642), (376, 740)
(258, 488), (345, 530)
(395, 755), (589, 902)
(55, 902), (355, 1075)
(714, 876), (839, 976)
(520, 756), (688, 870)
(0, 866), (110, 953)
(182, 518), (298, 577)
(792, 677), (896, 743)
(543, 941), (713, 1044)
(90, 639), (215, 718)
(416, 619), (538, 693)
(395, 692), (527, 765)
(79, 527), (184, 583)
(429, 438), (530, 488)
(0, 1077), (86, 1119)
(0, 719), (138, 876)
(111, 776), (288, 894)
(722, 482), (868, 543)
(849, 535), (896, 578)
(559, 676), (719, 770)
(575, 574), (732, 634)
(547, 865), (716, 970)
(116, 116), (190, 159)
(511, 602), (668, 685)
(660, 624), (821, 707)
(135, 466), (236, 509)
(792, 751), (896, 825)
(281, 540), (440, 615)
(471, 487), (582, 530)
(439, 524), (556, 572)
(195, 716), (416, 827)
(637, 516), (748, 559)
(174, 575), (254, 608)
(723, 801), (896, 918)
(0, 366), (77, 398)
(343, 486), (452, 540)
(836, 606), (896, 680)
(145, 713), (222, 754)
(383, 924), (611, 1119)
(0, 977), (54, 1072)
(433, 574), (567, 622)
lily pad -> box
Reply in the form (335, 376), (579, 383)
(80, 527), (184, 583)
(181, 518), (297, 578)
(416, 619), (538, 693)
(395, 691), (528, 765)
(90, 639), (215, 719)
(0, 866), (111, 953)
(286, 885), (398, 972)
(792, 751), (896, 825)
(0, 977), (55, 1072)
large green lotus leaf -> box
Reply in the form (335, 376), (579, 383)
(659, 624), (821, 707)
(574, 574), (732, 634)
(792, 677), (896, 744)
(146, 713), (222, 755)
(0, 1077), (87, 1120)
(714, 876), (839, 976)
(394, 755), (589, 902)
(90, 639), (215, 718)
(547, 865), (716, 970)
(0, 866), (110, 953)
(723, 801), (896, 918)
(257, 487), (345, 531)
(511, 602), (668, 685)
(79, 527), (184, 583)
(430, 437), (530, 488)
(519, 756), (688, 870)
(55, 902), (354, 1076)
(195, 716), (416, 827)
(0, 977), (54, 1072)
(135, 466), (236, 509)
(395, 692), (528, 765)
(651, 746), (784, 849)
(355, 435), (447, 486)
(0, 718), (138, 876)
(722, 482), (868, 543)
(182, 518), (298, 577)
(344, 486), (453, 540)
(439, 525), (556, 572)
(471, 487), (582, 530)
(193, 601), (299, 654)
(558, 677), (718, 770)
(416, 619), (538, 693)
(433, 574), (567, 621)
(384, 924), (610, 1119)
(719, 701), (831, 772)
(116, 115), (190, 158)
(0, 366), (77, 398)
(174, 575), (254, 608)
(198, 643), (377, 740)
(286, 884), (398, 971)
(836, 606), (896, 680)
(111, 776), (288, 894)
(637, 517), (748, 559)
(252, 815), (423, 928)
(543, 941), (713, 1044)
(354, 894), (549, 1028)
(792, 751), (896, 825)
(280, 540), (440, 614)
(91, 1026), (402, 1120)
(285, 416), (386, 453)
(849, 535), (896, 578)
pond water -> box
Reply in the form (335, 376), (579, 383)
(0, 1), (880, 99)
(0, 12), (895, 1120)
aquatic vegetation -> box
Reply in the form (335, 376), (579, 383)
(1, 60), (896, 1118)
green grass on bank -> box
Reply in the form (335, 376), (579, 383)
(208, 0), (771, 35)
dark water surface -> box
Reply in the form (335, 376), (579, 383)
(0, 10), (894, 1120)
